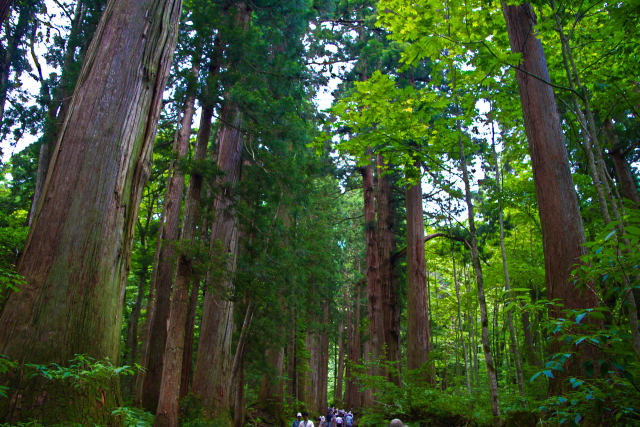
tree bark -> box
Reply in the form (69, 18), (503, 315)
(503, 2), (599, 391)
(405, 170), (432, 376)
(335, 318), (345, 404)
(344, 279), (362, 409)
(375, 155), (400, 381)
(319, 304), (330, 412)
(29, 0), (106, 225)
(0, 0), (181, 423)
(191, 101), (245, 418)
(143, 62), (198, 414)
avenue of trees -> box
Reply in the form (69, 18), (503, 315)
(0, 0), (638, 425)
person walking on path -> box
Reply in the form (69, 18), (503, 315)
(300, 411), (315, 427)
(292, 412), (302, 427)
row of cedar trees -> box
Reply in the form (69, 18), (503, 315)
(0, 1), (637, 427)
(0, 0), (350, 425)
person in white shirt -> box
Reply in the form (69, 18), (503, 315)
(299, 411), (314, 427)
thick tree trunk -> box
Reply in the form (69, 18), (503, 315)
(360, 163), (382, 406)
(143, 66), (197, 413)
(191, 102), (245, 418)
(0, 0), (181, 423)
(458, 136), (500, 418)
(405, 172), (432, 376)
(376, 155), (400, 380)
(503, 2), (599, 391)
(30, 0), (104, 225)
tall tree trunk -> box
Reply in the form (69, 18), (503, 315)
(376, 155), (400, 381)
(178, 39), (223, 402)
(345, 280), (362, 409)
(335, 318), (345, 404)
(191, 5), (250, 418)
(0, 0), (181, 423)
(458, 135), (500, 418)
(124, 211), (154, 397)
(405, 168), (432, 377)
(180, 279), (200, 398)
(319, 304), (330, 412)
(287, 306), (297, 399)
(503, 2), (600, 391)
(153, 74), (202, 427)
(360, 163), (382, 406)
(233, 360), (246, 427)
(143, 62), (198, 413)
(191, 102), (245, 418)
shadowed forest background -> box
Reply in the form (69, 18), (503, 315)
(0, 0), (639, 425)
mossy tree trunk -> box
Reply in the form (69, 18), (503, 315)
(0, 0), (182, 423)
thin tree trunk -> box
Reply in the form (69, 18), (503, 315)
(180, 279), (200, 398)
(344, 280), (354, 407)
(144, 61), (198, 414)
(335, 318), (345, 404)
(490, 123), (525, 398)
(345, 279), (362, 409)
(405, 168), (432, 376)
(288, 306), (297, 399)
(233, 360), (246, 427)
(192, 102), (245, 417)
(319, 304), (330, 412)
(458, 135), (500, 418)
(503, 2), (600, 391)
(0, 0), (181, 422)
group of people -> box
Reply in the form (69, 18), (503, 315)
(291, 407), (355, 427)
